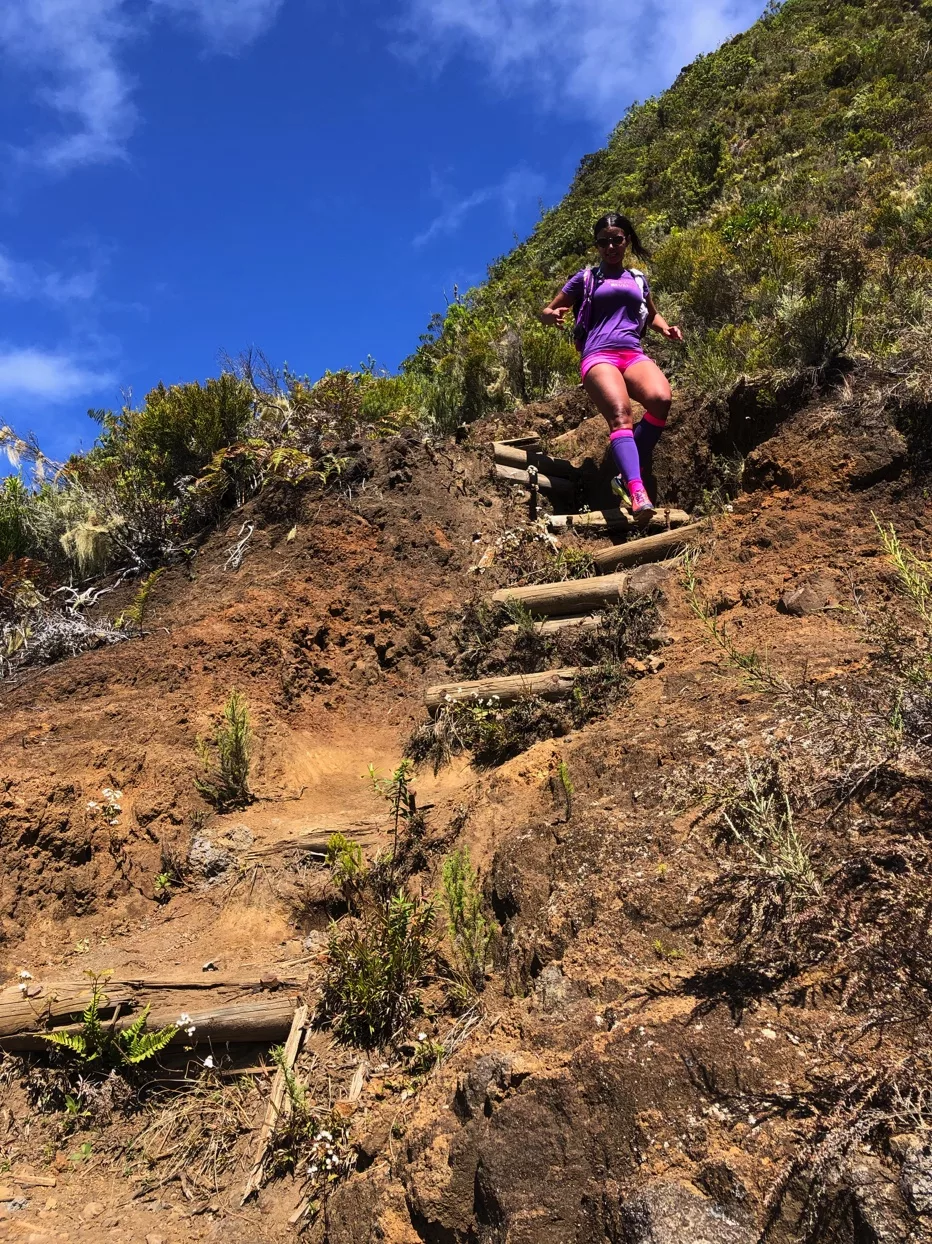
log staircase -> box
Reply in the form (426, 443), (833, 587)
(424, 434), (701, 708)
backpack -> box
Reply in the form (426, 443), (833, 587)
(572, 265), (650, 354)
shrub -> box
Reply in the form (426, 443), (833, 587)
(0, 476), (31, 561)
(441, 847), (495, 997)
(321, 889), (436, 1047)
(196, 690), (253, 811)
(717, 754), (821, 941)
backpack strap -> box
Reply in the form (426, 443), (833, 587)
(573, 264), (601, 353)
(628, 268), (652, 339)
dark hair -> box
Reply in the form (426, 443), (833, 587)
(593, 212), (650, 261)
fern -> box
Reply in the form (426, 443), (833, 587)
(40, 972), (178, 1072)
(115, 567), (164, 630)
(45, 1030), (92, 1058)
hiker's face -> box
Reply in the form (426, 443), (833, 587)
(595, 231), (627, 263)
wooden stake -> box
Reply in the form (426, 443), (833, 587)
(241, 1001), (309, 1205)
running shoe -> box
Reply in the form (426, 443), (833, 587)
(628, 482), (656, 527)
(610, 474), (630, 505)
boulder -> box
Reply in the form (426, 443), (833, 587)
(779, 574), (840, 616)
(616, 1180), (755, 1244)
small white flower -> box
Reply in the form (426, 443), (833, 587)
(86, 800), (99, 810)
(418, 1032), (427, 1041)
(202, 1055), (215, 1069)
(308, 1164), (318, 1175)
(18, 983), (27, 993)
(18, 970), (32, 980)
(186, 1025), (196, 1037)
(177, 1012), (192, 1025)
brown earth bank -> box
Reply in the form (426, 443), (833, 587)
(1, 375), (931, 1243)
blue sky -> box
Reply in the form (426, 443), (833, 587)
(0, 0), (764, 461)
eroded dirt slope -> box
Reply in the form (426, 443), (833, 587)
(1, 384), (930, 1244)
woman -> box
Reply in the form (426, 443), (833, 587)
(540, 212), (683, 524)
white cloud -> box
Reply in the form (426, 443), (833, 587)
(151, 0), (286, 51)
(0, 0), (285, 175)
(414, 165), (546, 246)
(0, 249), (99, 305)
(402, 0), (765, 123)
(0, 348), (115, 401)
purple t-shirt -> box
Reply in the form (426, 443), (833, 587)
(562, 267), (650, 357)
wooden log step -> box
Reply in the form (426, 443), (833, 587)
(494, 464), (576, 497)
(0, 985), (135, 1039)
(548, 507), (692, 534)
(503, 614), (603, 636)
(493, 434), (540, 449)
(425, 667), (580, 710)
(492, 572), (629, 617)
(493, 444), (581, 479)
(591, 522), (704, 572)
(1, 995), (299, 1052)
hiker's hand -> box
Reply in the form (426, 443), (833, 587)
(662, 324), (684, 342)
(541, 306), (568, 325)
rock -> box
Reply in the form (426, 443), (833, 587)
(648, 628), (675, 649)
(534, 963), (586, 1015)
(779, 574), (840, 616)
(454, 1052), (532, 1122)
(81, 1201), (104, 1219)
(618, 1180), (755, 1244)
(145, 1235), (165, 1244)
(847, 426), (906, 488)
(628, 561), (680, 595)
(0, 1186), (15, 1201)
(188, 835), (235, 881)
(900, 1140), (932, 1214)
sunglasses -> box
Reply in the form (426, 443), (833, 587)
(596, 235), (627, 249)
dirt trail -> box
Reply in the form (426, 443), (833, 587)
(1, 392), (930, 1242)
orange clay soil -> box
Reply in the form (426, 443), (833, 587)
(1, 388), (930, 1243)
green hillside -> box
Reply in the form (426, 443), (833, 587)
(406, 0), (932, 417)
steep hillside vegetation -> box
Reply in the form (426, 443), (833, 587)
(408, 0), (932, 431)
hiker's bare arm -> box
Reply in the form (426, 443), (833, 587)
(540, 290), (574, 326)
(646, 292), (684, 342)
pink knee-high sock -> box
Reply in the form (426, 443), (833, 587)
(609, 428), (643, 490)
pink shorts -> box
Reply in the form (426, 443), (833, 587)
(580, 348), (648, 381)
